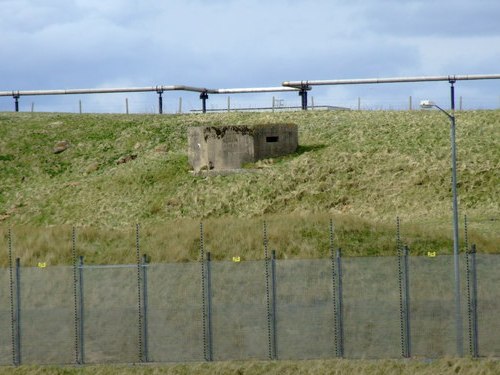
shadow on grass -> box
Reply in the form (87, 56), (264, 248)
(272, 144), (327, 164)
(294, 144), (327, 155)
(243, 144), (327, 169)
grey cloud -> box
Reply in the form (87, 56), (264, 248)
(363, 0), (500, 37)
(0, 0), (498, 111)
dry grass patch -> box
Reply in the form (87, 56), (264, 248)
(0, 358), (499, 375)
(0, 111), (498, 263)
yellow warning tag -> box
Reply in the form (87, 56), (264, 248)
(427, 251), (436, 258)
(232, 256), (241, 263)
(37, 262), (47, 268)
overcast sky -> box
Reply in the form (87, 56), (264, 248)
(1, 0), (499, 112)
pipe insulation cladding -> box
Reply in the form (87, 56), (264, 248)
(0, 85), (298, 98)
(0, 85), (217, 97)
(1, 74), (499, 98)
(282, 74), (500, 87)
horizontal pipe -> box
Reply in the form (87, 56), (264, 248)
(0, 85), (296, 97)
(0, 85), (216, 97)
(2, 73), (498, 99)
(172, 86), (218, 94)
(282, 74), (500, 87)
(1, 86), (157, 97)
(215, 87), (299, 94)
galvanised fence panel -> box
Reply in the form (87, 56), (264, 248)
(409, 256), (457, 357)
(476, 254), (500, 356)
(0, 269), (11, 365)
(82, 266), (139, 363)
(275, 259), (334, 360)
(147, 263), (204, 362)
(1, 253), (499, 365)
(18, 266), (74, 364)
(342, 256), (401, 358)
(210, 260), (268, 361)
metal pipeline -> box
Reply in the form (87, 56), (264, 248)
(215, 87), (299, 94)
(0, 85), (299, 98)
(2, 74), (499, 98)
(282, 74), (500, 87)
(2, 74), (498, 113)
(0, 85), (217, 97)
(0, 84), (302, 113)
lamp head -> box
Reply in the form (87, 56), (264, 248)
(420, 100), (435, 109)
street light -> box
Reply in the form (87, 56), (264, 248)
(420, 82), (463, 357)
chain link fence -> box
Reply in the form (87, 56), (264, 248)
(0, 248), (498, 365)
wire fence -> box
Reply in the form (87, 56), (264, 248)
(1, 94), (499, 114)
(1, 223), (498, 366)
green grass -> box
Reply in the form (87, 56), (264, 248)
(0, 111), (498, 372)
(0, 110), (498, 265)
(0, 359), (499, 375)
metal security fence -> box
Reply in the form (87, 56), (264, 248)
(147, 262), (204, 363)
(0, 237), (498, 365)
(476, 253), (500, 357)
(2, 94), (499, 114)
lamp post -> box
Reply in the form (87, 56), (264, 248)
(420, 79), (463, 357)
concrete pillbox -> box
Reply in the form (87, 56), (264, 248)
(188, 124), (298, 172)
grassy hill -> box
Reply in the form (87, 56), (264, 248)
(0, 110), (498, 265)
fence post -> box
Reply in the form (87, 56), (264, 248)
(470, 244), (479, 358)
(8, 229), (18, 366)
(78, 256), (85, 364)
(397, 217), (408, 358)
(271, 250), (278, 360)
(466, 244), (472, 356)
(14, 258), (21, 365)
(135, 224), (146, 363)
(71, 227), (81, 364)
(264, 221), (278, 360)
(200, 223), (213, 361)
(206, 251), (213, 361)
(200, 222), (207, 360)
(264, 221), (272, 360)
(398, 241), (404, 358)
(79, 100), (82, 114)
(227, 96), (231, 112)
(397, 237), (411, 357)
(126, 98), (129, 114)
(336, 248), (344, 358)
(403, 246), (411, 357)
(466, 244), (479, 358)
(329, 219), (340, 357)
(141, 254), (150, 362)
